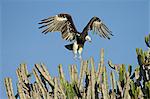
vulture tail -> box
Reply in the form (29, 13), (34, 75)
(65, 44), (73, 51)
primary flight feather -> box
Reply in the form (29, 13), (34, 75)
(39, 13), (113, 59)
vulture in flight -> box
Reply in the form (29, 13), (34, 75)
(39, 13), (113, 59)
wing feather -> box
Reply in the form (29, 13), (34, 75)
(39, 13), (77, 41)
(82, 17), (113, 39)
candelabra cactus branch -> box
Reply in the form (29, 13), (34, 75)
(4, 34), (150, 99)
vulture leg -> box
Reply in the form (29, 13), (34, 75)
(73, 41), (78, 59)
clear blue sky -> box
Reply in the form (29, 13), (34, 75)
(1, 0), (149, 98)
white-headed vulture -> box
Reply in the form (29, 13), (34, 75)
(39, 13), (113, 60)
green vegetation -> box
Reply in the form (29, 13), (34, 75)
(4, 34), (150, 99)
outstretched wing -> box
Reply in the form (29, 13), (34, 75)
(39, 13), (78, 41)
(82, 17), (113, 39)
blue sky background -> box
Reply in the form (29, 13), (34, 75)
(1, 0), (149, 98)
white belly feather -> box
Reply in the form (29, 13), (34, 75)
(73, 41), (78, 52)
